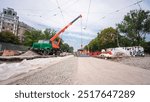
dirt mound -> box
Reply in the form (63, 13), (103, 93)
(20, 50), (40, 56)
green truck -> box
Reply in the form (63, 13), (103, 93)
(32, 40), (53, 55)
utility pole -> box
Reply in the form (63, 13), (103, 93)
(116, 28), (120, 47)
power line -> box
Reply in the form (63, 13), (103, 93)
(56, 0), (65, 22)
(85, 0), (91, 30)
(136, 0), (142, 9)
(61, 0), (79, 10)
(54, 0), (79, 21)
(99, 0), (143, 21)
(9, 0), (78, 14)
(80, 16), (83, 49)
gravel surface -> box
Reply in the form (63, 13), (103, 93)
(113, 57), (150, 70)
(74, 57), (150, 85)
(10, 57), (78, 85)
(8, 56), (150, 85)
(0, 56), (149, 85)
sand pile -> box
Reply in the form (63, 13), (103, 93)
(0, 55), (73, 81)
(20, 50), (40, 56)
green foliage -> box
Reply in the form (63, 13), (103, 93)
(86, 27), (118, 51)
(85, 9), (150, 52)
(23, 29), (59, 46)
(0, 31), (20, 44)
(118, 35), (132, 47)
(98, 27), (118, 49)
(84, 45), (89, 50)
(88, 38), (99, 51)
(23, 30), (43, 46)
(143, 41), (150, 54)
(23, 28), (73, 52)
(117, 9), (150, 46)
(44, 28), (56, 39)
(60, 43), (74, 53)
(69, 46), (74, 53)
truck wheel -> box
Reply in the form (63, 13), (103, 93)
(57, 51), (60, 56)
(42, 50), (48, 55)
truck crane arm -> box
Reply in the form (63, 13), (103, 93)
(50, 15), (82, 49)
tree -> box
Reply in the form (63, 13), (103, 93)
(23, 29), (59, 46)
(88, 38), (99, 51)
(118, 35), (131, 47)
(143, 41), (150, 54)
(117, 9), (150, 46)
(68, 46), (74, 53)
(85, 27), (118, 52)
(84, 45), (89, 50)
(60, 43), (74, 53)
(43, 28), (56, 39)
(0, 31), (20, 44)
(23, 28), (73, 52)
(98, 27), (118, 49)
(23, 30), (43, 46)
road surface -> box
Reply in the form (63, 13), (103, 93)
(3, 56), (150, 85)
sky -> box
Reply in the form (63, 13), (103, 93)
(0, 0), (150, 51)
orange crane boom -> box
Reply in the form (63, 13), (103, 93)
(50, 15), (82, 49)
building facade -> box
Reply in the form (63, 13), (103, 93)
(18, 22), (34, 41)
(0, 8), (19, 36)
(0, 8), (34, 42)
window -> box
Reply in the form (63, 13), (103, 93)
(2, 27), (5, 29)
(13, 13), (16, 16)
(4, 11), (7, 14)
(8, 10), (12, 15)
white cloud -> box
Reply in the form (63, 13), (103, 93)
(63, 32), (94, 40)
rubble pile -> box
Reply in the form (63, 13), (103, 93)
(20, 50), (40, 56)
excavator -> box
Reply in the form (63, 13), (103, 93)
(32, 14), (82, 55)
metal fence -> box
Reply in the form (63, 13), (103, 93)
(0, 42), (28, 51)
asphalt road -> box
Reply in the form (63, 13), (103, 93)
(8, 56), (150, 85)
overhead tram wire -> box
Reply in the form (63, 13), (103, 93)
(56, 0), (66, 40)
(60, 0), (79, 10)
(79, 0), (91, 49)
(56, 0), (65, 22)
(85, 0), (92, 30)
(96, 0), (143, 47)
(14, 0), (77, 17)
(58, 0), (80, 18)
(99, 0), (143, 21)
(81, 0), (91, 49)
(51, 0), (79, 20)
(136, 0), (142, 9)
(16, 1), (79, 33)
(80, 15), (83, 49)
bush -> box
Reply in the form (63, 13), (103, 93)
(0, 31), (20, 44)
